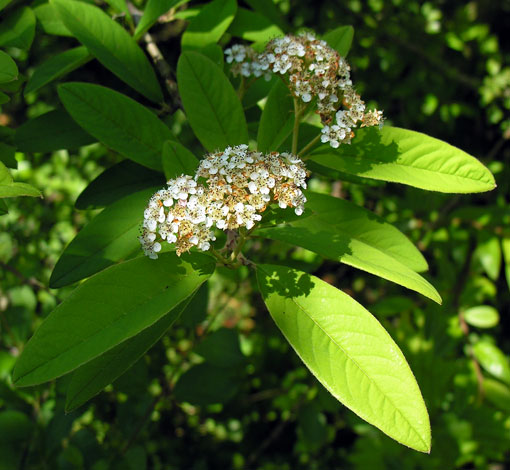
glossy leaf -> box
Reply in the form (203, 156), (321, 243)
(162, 140), (199, 180)
(134, 0), (187, 40)
(75, 160), (165, 210)
(0, 162), (41, 199)
(50, 188), (158, 288)
(0, 51), (17, 84)
(257, 79), (294, 153)
(472, 341), (510, 385)
(58, 82), (173, 171)
(181, 0), (236, 49)
(24, 46), (92, 95)
(309, 127), (496, 193)
(0, 7), (36, 50)
(256, 192), (441, 303)
(51, 0), (163, 102)
(177, 51), (249, 151)
(323, 25), (354, 57)
(13, 252), (215, 387)
(66, 295), (194, 411)
(462, 306), (499, 329)
(228, 7), (283, 43)
(15, 109), (95, 153)
(257, 264), (431, 452)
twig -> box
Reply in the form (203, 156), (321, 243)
(0, 261), (49, 292)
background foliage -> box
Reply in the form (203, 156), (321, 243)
(1, 0), (509, 469)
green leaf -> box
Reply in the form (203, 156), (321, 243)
(174, 363), (238, 406)
(0, 0), (13, 13)
(257, 79), (294, 153)
(472, 341), (510, 385)
(134, 0), (187, 40)
(0, 199), (7, 215)
(179, 282), (209, 327)
(0, 162), (41, 199)
(181, 0), (236, 50)
(0, 50), (17, 84)
(473, 235), (501, 281)
(244, 0), (288, 31)
(0, 7), (36, 50)
(0, 90), (9, 105)
(462, 305), (499, 329)
(228, 7), (283, 43)
(51, 0), (163, 103)
(177, 51), (249, 151)
(256, 264), (431, 452)
(75, 160), (165, 210)
(194, 328), (244, 368)
(15, 109), (95, 153)
(256, 192), (441, 303)
(503, 238), (510, 292)
(34, 4), (72, 37)
(309, 127), (496, 193)
(13, 252), (215, 387)
(50, 188), (158, 288)
(24, 46), (92, 95)
(483, 379), (510, 412)
(0, 142), (16, 168)
(323, 25), (354, 57)
(65, 294), (194, 411)
(0, 410), (32, 442)
(162, 140), (199, 180)
(58, 82), (173, 171)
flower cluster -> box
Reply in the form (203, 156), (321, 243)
(139, 145), (308, 259)
(224, 33), (383, 147)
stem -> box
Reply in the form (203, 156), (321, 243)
(298, 133), (322, 159)
(291, 98), (302, 155)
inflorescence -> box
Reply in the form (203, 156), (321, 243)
(139, 145), (308, 259)
(224, 32), (384, 147)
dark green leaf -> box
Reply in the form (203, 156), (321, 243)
(24, 46), (92, 95)
(162, 140), (199, 180)
(174, 363), (238, 406)
(13, 252), (215, 386)
(179, 282), (209, 327)
(0, 50), (17, 84)
(51, 0), (163, 102)
(0, 410), (32, 442)
(177, 51), (249, 151)
(257, 79), (294, 152)
(0, 90), (8, 104)
(15, 109), (95, 153)
(66, 296), (193, 411)
(75, 160), (165, 210)
(58, 82), (173, 171)
(323, 25), (354, 57)
(0, 7), (36, 50)
(257, 264), (431, 453)
(244, 0), (288, 31)
(228, 7), (283, 43)
(194, 328), (244, 368)
(50, 188), (158, 288)
(310, 127), (496, 193)
(0, 142), (16, 168)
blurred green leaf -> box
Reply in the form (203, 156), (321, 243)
(194, 328), (244, 368)
(0, 50), (17, 84)
(257, 264), (431, 453)
(0, 142), (16, 167)
(473, 235), (501, 281)
(179, 282), (209, 327)
(310, 127), (496, 193)
(0, 7), (36, 50)
(503, 238), (510, 292)
(24, 46), (92, 95)
(462, 306), (499, 329)
(472, 341), (510, 385)
(177, 51), (249, 151)
(15, 109), (95, 153)
(13, 252), (215, 386)
(483, 378), (510, 411)
(51, 0), (163, 102)
(58, 82), (173, 171)
(228, 7), (283, 43)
